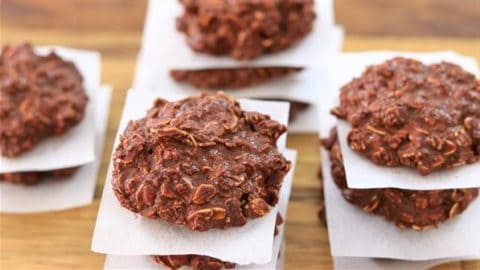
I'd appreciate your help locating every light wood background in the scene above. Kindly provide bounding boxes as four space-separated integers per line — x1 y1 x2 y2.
1 1 479 269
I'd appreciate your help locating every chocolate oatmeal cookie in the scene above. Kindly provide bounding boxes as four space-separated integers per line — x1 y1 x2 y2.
0 43 89 157
153 213 284 270
153 255 235 270
176 0 315 60
322 128 479 230
170 67 302 89
0 167 79 185
112 92 291 231
332 57 480 175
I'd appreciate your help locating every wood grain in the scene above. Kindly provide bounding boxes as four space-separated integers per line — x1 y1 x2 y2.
3 0 479 37
1 1 480 270
336 0 480 37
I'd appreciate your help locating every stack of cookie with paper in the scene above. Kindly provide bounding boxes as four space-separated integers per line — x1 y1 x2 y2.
318 51 480 269
133 0 344 133
0 43 111 213
92 91 297 270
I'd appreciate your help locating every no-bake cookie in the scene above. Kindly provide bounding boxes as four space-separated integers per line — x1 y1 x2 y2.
322 128 479 230
332 57 480 175
112 92 291 231
170 67 302 89
0 167 79 185
153 255 235 270
176 0 315 60
0 43 88 157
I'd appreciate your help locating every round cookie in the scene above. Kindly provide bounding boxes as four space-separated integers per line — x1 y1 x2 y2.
0 167 79 185
112 92 291 231
176 0 315 60
170 67 302 89
332 57 480 175
323 128 479 231
0 43 88 157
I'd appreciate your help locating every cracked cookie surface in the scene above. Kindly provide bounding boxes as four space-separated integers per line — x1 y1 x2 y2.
0 43 88 157
332 57 480 175
112 92 291 231
176 0 315 60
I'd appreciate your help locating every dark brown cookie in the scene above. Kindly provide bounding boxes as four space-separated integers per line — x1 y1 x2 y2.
332 57 480 175
170 67 302 89
153 255 235 270
0 167 79 185
176 0 315 60
112 92 291 231
322 128 479 231
153 213 284 270
0 43 89 157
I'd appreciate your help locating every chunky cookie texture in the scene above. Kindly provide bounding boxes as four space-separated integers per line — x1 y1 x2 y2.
322 128 479 231
332 57 480 175
0 167 79 185
176 0 315 60
170 67 302 89
112 92 291 231
153 255 235 270
152 213 283 270
0 43 88 157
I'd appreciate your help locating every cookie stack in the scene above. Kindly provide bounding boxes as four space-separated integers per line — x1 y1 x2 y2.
0 43 89 184
319 52 480 269
0 43 111 213
133 0 344 133
92 91 297 270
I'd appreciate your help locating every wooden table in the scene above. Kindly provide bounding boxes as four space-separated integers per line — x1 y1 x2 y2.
1 1 479 269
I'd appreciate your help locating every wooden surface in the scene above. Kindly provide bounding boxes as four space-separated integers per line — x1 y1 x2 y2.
335 0 480 37
1 1 480 270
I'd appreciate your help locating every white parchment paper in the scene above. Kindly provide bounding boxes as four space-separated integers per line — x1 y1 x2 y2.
133 66 326 133
321 148 480 260
0 85 112 213
242 150 295 269
104 242 286 270
320 51 480 190
92 90 293 265
333 256 480 270
0 46 101 173
137 0 344 69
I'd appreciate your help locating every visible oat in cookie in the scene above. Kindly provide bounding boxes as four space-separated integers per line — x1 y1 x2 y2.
332 57 480 175
153 213 284 270
322 128 479 230
176 0 315 60
112 92 291 231
0 43 88 157
153 255 235 270
0 167 79 185
170 67 302 89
